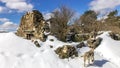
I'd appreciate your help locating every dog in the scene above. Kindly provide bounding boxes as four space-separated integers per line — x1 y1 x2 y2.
81 48 94 67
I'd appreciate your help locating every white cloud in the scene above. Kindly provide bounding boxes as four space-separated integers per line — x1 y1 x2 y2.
1 21 17 28
0 0 33 12
0 6 7 13
43 12 53 20
0 6 3 12
0 22 18 31
0 18 18 31
90 0 120 14
0 18 9 23
0 0 25 2
6 2 33 12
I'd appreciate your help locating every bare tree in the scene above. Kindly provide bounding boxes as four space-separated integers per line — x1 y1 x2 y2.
50 5 75 41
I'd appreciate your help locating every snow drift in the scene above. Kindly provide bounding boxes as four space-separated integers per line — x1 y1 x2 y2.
0 32 119 68
95 32 120 67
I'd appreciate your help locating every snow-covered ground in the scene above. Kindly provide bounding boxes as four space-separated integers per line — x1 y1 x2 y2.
0 32 119 68
95 32 120 68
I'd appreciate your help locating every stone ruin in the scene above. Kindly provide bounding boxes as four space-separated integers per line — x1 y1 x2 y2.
16 10 50 41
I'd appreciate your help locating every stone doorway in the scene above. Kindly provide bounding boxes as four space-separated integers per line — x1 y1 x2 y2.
24 30 34 40
26 33 34 39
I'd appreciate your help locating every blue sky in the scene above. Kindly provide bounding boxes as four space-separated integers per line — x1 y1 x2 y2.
0 0 120 31
31 0 91 13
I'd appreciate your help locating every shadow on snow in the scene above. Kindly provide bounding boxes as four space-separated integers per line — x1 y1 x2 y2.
87 59 108 67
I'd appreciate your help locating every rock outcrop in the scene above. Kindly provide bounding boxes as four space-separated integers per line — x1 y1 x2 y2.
87 37 103 49
55 45 78 59
109 32 120 40
74 33 89 42
16 10 47 40
76 42 86 48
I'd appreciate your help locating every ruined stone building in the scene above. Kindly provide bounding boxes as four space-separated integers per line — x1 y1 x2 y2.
16 10 49 40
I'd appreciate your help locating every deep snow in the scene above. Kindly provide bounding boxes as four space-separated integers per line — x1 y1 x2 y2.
0 32 119 68
95 32 120 67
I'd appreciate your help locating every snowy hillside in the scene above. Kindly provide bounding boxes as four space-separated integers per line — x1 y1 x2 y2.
0 32 119 68
95 32 120 67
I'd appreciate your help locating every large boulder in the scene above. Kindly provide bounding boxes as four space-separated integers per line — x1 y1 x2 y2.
55 45 78 59
16 10 45 41
93 37 102 48
109 32 120 40
76 42 86 48
34 41 41 47
74 33 89 42
87 37 103 49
